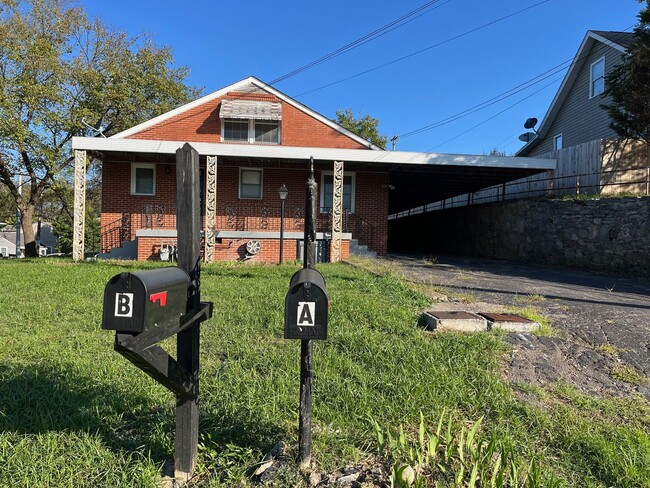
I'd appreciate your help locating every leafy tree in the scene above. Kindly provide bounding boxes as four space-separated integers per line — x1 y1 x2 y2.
0 0 200 256
334 108 388 149
602 1 650 145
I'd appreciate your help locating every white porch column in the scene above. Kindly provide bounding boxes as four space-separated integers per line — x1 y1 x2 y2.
331 160 344 262
204 155 218 263
72 149 87 261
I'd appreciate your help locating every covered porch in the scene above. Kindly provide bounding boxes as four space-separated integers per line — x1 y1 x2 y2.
71 137 555 262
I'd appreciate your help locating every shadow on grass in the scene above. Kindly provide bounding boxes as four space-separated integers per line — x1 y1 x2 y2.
0 363 286 468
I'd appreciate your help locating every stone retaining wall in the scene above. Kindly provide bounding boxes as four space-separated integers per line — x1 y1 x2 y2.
388 197 650 277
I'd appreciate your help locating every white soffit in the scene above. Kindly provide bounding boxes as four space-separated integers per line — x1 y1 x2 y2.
72 136 556 170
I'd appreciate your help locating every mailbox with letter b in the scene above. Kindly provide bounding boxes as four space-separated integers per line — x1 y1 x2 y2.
102 267 190 334
284 268 328 340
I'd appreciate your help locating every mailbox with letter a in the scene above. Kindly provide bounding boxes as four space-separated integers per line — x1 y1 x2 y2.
102 267 190 334
284 268 328 340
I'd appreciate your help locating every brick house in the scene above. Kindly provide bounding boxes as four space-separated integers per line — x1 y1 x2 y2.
71 76 554 262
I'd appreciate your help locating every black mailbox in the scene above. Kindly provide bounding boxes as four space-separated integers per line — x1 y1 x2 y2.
102 267 190 334
284 268 328 340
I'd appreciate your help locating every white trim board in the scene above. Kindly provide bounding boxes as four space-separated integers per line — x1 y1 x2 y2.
72 136 555 170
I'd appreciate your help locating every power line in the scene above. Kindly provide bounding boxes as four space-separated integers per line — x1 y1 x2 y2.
426 76 564 152
398 28 635 141
296 0 552 97
269 0 450 85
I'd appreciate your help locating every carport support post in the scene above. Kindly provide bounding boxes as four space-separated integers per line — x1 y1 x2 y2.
175 143 202 482
72 150 87 261
299 156 317 469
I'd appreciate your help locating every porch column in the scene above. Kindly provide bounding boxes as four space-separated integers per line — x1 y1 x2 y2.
72 149 87 261
204 155 218 263
331 160 344 262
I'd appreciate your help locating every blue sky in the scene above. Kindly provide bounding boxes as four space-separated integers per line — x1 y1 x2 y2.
85 0 642 155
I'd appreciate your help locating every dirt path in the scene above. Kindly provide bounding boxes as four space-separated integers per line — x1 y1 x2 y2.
387 254 650 400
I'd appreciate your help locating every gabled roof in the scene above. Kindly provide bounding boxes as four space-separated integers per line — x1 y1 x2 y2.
517 30 632 156
111 76 382 150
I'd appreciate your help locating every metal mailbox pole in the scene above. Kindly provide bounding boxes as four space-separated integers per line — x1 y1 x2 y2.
299 157 317 468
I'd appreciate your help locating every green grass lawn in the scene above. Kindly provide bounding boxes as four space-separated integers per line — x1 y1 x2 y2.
0 259 649 487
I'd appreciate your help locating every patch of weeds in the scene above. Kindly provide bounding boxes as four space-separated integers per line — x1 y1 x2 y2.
420 255 438 267
514 293 546 303
506 305 553 336
595 343 628 356
373 411 561 488
512 382 550 401
449 291 478 304
611 364 649 385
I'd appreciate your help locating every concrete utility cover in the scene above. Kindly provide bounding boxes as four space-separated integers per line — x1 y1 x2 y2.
421 311 487 332
479 313 540 332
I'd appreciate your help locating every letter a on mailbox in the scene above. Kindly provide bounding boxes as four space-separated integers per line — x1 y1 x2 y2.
297 302 315 326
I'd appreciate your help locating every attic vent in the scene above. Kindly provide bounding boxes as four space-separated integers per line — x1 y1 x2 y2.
220 100 282 120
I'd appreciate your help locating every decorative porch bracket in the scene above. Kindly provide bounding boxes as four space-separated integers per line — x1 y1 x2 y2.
72 149 87 261
331 160 344 262
205 155 218 263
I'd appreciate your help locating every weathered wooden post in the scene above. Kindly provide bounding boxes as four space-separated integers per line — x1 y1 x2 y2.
100 142 212 486
175 142 202 481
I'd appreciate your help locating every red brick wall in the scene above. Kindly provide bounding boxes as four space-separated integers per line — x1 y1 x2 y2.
101 161 178 250
102 160 387 260
136 237 350 262
127 91 367 149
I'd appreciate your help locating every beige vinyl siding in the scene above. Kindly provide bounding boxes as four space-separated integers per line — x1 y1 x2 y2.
527 42 624 157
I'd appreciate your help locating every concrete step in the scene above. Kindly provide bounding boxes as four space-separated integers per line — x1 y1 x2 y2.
97 239 137 260
349 239 377 258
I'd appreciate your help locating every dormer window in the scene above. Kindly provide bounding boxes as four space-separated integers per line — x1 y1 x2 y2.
220 99 281 144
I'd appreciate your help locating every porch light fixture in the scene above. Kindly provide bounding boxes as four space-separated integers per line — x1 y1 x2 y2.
279 184 288 264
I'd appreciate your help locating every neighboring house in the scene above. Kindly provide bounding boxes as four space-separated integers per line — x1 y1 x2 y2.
517 30 649 194
71 76 554 263
0 223 57 257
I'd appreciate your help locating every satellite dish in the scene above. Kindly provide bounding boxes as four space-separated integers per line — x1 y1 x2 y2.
524 117 538 130
518 132 536 143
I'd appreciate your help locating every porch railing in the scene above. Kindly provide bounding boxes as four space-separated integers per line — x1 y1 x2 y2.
100 203 376 253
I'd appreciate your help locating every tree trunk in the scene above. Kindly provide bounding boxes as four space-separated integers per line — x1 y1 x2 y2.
21 204 37 257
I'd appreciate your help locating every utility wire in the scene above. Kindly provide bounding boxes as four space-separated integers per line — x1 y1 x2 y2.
270 0 450 85
398 28 635 140
426 76 564 152
297 0 552 97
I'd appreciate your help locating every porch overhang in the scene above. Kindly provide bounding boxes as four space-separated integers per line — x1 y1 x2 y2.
72 137 555 214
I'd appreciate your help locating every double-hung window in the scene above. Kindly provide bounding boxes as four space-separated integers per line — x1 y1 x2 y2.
320 171 355 213
239 168 263 199
131 163 156 196
221 99 282 144
590 57 605 98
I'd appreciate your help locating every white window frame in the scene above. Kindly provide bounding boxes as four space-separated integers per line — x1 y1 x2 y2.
590 57 605 98
239 167 263 200
320 171 356 213
222 119 281 144
553 133 563 150
130 163 156 196
0 246 7 257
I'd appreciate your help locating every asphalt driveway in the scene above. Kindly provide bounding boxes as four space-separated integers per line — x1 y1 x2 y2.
387 254 650 399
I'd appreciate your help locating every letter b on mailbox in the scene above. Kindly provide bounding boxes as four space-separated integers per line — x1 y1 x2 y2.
284 268 328 340
102 267 190 334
